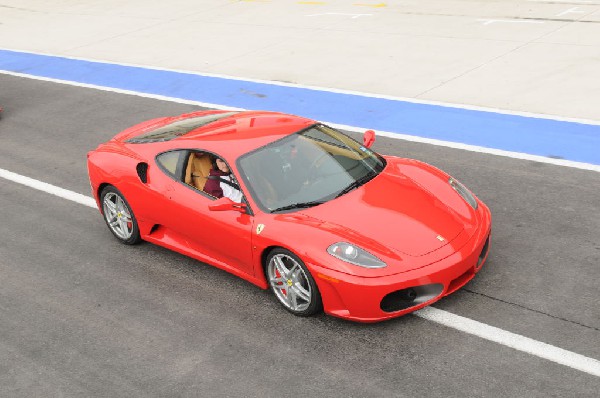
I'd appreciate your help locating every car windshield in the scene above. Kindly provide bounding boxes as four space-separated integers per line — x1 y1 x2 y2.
237 124 386 212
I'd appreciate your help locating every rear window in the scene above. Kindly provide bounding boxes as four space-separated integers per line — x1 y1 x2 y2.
126 112 238 143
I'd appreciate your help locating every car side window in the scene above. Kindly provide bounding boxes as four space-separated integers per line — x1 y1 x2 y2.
156 150 181 176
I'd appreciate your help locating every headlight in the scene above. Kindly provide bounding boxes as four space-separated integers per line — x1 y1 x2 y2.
327 242 387 268
449 177 478 209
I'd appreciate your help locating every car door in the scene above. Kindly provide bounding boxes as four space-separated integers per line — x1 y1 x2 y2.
155 149 255 276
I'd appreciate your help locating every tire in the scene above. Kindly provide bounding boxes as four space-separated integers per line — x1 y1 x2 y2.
100 185 142 245
266 248 322 316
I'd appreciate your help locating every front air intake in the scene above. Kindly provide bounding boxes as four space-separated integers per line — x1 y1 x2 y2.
380 284 443 313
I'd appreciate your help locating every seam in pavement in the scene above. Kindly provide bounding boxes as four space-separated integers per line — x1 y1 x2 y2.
464 288 600 332
415 11 586 99
414 39 531 98
530 4 600 41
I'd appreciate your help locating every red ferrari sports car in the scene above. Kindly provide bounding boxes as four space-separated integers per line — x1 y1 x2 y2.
87 110 491 322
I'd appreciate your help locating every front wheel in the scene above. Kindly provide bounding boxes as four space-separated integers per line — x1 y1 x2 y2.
100 186 141 245
266 248 322 316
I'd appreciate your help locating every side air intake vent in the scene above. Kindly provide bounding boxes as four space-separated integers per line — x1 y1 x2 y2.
136 162 148 183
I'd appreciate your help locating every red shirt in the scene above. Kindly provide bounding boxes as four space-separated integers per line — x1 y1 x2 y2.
204 169 229 198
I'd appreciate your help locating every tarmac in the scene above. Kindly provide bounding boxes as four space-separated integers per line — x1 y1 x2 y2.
1 1 599 397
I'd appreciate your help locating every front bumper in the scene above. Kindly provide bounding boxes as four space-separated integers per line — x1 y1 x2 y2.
311 204 492 322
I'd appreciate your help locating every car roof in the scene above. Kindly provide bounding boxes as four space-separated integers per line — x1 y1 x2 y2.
126 110 316 160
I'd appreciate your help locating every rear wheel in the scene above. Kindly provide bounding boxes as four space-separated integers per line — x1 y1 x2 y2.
100 186 141 245
266 248 322 316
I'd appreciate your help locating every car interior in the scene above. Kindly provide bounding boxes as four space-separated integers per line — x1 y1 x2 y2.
185 151 213 191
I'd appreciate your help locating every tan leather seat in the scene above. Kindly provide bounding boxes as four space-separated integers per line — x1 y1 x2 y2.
185 153 213 191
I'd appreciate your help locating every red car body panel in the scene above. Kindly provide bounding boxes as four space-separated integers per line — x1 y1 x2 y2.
87 110 492 322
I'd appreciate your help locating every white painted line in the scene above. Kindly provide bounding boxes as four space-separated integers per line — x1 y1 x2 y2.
3 47 600 127
0 168 97 209
329 123 600 173
0 70 244 112
416 307 600 378
528 0 600 4
3 69 599 174
478 18 545 25
306 12 372 18
2 168 600 378
556 6 586 16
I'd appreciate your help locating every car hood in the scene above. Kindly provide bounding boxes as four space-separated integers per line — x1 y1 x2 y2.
303 171 467 258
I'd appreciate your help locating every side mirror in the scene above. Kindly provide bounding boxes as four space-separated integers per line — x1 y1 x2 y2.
208 197 247 213
363 130 376 148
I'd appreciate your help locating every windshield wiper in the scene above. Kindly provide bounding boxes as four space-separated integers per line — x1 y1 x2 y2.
335 171 377 198
270 200 325 213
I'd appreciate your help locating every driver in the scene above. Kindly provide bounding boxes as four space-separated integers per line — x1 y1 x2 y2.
204 157 243 203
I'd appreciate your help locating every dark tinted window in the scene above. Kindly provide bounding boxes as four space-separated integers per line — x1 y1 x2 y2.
126 112 238 143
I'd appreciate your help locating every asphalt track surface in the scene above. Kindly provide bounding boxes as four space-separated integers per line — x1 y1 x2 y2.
1 74 600 397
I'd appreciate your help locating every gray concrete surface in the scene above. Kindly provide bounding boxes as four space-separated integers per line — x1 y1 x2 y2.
1 73 599 397
1 0 600 121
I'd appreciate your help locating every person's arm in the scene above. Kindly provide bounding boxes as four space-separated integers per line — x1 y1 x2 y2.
221 177 243 203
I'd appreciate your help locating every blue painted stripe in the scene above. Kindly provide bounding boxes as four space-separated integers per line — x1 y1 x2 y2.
1 49 599 165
